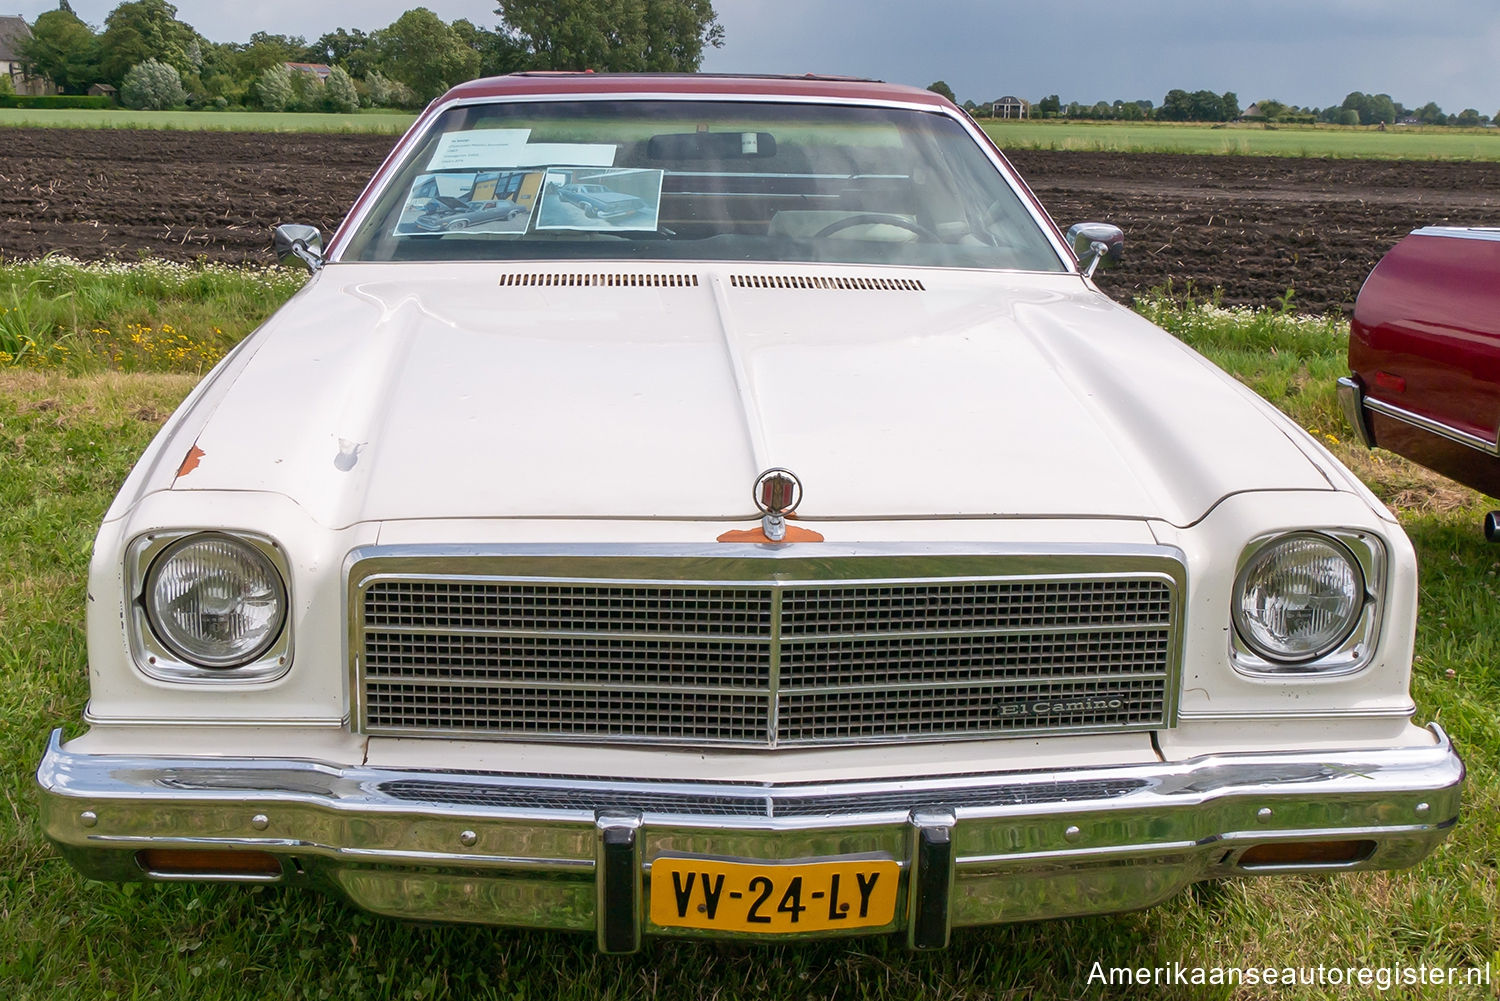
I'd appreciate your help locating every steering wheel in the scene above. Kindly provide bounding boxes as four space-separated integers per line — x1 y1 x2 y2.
812 213 942 242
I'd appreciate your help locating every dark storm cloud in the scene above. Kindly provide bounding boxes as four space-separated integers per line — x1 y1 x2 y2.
14 0 1498 113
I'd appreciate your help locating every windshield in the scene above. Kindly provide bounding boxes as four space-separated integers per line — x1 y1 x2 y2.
339 100 1066 272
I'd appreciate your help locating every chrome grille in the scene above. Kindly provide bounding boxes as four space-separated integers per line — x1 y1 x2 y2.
364 580 770 634
779 678 1168 743
779 579 1172 633
354 560 1179 747
366 684 769 742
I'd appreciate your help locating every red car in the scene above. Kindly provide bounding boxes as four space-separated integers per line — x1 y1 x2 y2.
1340 227 1500 533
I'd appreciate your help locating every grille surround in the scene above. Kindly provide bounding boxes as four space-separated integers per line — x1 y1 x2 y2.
350 546 1184 748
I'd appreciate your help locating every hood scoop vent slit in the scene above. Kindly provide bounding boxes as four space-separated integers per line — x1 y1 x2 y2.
498 272 699 288
730 274 925 292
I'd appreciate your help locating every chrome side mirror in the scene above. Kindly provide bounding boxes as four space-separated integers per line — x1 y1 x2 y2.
273 224 324 273
1066 222 1124 278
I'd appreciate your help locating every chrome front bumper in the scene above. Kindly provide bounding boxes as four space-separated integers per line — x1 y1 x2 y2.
37 726 1463 951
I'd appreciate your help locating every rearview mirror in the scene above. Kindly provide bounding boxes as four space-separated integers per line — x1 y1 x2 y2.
1065 222 1124 278
647 131 778 159
273 224 324 273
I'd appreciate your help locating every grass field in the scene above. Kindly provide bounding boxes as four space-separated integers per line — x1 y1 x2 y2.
0 257 306 373
981 119 1500 159
0 107 416 133
1 266 1497 998
4 105 1500 160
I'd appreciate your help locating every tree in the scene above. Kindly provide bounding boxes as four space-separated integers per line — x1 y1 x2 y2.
98 0 199 84
1340 91 1395 125
1187 89 1224 121
1454 108 1481 128
288 66 324 110
1416 101 1445 125
193 39 245 104
254 62 294 111
234 32 313 77
495 0 723 72
1256 98 1287 121
1338 108 1360 126
120 57 185 109
0 73 12 98
1220 91 1240 120
364 69 394 107
313 27 381 78
1158 89 1192 121
1035 93 1061 117
378 8 479 101
926 80 955 104
363 69 418 109
17 8 100 94
450 18 529 77
323 65 359 113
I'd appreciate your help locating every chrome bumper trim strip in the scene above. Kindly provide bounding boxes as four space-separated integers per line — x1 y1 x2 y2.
37 726 1463 945
1361 390 1499 456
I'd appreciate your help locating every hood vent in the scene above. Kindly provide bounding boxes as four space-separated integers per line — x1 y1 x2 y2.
730 274 925 292
498 272 699 288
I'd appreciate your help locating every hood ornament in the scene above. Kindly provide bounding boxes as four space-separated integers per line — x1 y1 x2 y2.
752 468 802 542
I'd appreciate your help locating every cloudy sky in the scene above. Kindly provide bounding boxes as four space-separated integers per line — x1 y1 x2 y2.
12 0 1500 114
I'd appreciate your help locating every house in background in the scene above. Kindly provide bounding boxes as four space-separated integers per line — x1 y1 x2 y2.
284 62 333 81
0 14 55 95
992 96 1029 119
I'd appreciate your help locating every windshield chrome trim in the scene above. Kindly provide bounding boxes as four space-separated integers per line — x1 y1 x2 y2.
325 91 1075 272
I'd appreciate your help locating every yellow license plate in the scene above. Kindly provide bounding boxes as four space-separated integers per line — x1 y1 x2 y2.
649 856 900 933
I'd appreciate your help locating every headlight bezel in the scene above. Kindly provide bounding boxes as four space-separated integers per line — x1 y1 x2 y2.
1230 529 1385 677
128 530 293 684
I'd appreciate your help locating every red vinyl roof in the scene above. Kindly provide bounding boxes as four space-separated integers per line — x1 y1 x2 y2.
441 73 950 108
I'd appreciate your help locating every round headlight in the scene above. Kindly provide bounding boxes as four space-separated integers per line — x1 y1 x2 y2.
1233 533 1365 663
145 534 287 668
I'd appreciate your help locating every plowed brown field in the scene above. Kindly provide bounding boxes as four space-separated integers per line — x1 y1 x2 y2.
3 128 1499 312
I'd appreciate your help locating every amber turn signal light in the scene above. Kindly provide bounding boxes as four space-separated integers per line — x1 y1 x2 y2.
136 848 283 879
1238 839 1375 869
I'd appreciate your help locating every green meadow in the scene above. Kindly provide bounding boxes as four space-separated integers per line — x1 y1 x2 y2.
980 119 1500 159
4 106 1500 161
0 107 416 133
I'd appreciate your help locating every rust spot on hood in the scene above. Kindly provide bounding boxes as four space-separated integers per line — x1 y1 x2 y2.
716 525 825 544
175 445 206 479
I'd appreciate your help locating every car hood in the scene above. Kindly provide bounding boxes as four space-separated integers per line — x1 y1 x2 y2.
163 263 1331 528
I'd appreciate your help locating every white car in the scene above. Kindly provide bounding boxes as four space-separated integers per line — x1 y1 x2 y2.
37 73 1462 952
